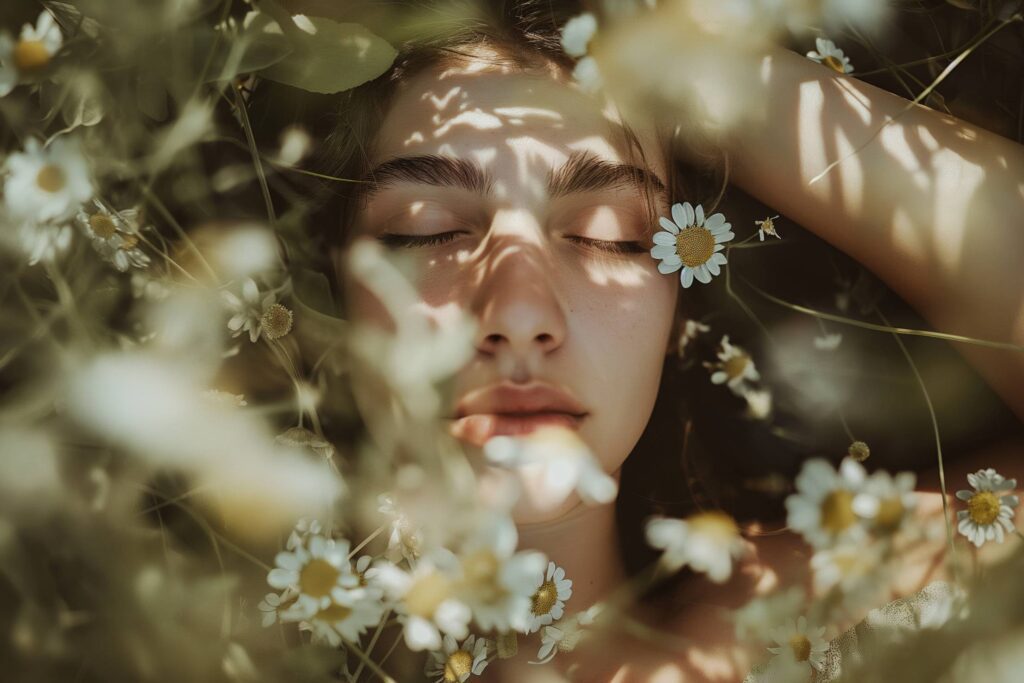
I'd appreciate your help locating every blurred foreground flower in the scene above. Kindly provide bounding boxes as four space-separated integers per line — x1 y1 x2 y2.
786 457 867 549
765 616 829 678
645 511 747 582
956 468 1019 547
0 10 62 96
484 426 618 506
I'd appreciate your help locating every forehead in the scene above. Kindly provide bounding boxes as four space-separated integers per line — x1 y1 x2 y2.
372 56 663 197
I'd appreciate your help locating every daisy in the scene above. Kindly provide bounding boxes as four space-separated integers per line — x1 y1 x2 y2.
261 302 293 340
706 335 760 395
0 10 63 96
532 604 602 665
765 616 829 676
813 332 843 351
650 202 733 288
645 511 747 583
526 561 573 634
956 468 1019 547
221 278 278 343
852 468 917 536
483 426 618 506
76 200 151 272
425 634 490 683
785 457 868 549
560 13 597 58
9 218 73 266
371 554 472 651
741 386 773 421
454 514 548 634
806 37 854 74
303 586 388 646
285 517 323 551
809 542 890 616
267 534 361 620
755 215 781 241
3 136 92 223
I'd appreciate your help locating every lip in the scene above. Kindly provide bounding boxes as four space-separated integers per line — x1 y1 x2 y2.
449 382 588 448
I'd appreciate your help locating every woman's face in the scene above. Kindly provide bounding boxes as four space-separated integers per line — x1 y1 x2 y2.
344 54 678 523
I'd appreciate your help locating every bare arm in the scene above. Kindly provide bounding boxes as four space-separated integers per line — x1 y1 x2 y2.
724 46 1024 421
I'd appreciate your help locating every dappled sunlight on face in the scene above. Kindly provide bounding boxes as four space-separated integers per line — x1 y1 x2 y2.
344 53 676 522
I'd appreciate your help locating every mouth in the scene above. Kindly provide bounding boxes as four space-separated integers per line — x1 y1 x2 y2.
448 411 587 449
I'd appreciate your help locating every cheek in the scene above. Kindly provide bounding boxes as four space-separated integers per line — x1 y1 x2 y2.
569 264 678 472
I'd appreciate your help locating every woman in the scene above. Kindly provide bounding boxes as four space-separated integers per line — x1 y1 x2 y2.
300 1 1024 680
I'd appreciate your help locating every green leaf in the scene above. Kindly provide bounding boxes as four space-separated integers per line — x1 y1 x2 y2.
259 16 396 94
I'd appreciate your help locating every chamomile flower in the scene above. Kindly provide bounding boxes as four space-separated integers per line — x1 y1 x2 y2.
455 514 548 634
956 468 1019 547
650 202 733 288
526 561 573 634
425 634 490 683
372 553 472 651
303 586 388 646
0 10 63 97
267 534 361 620
531 604 602 665
755 215 781 241
806 37 854 74
810 542 890 615
766 616 829 676
706 335 760 395
645 511 747 583
786 457 867 549
852 468 917 536
3 136 92 224
221 278 277 343
76 200 151 272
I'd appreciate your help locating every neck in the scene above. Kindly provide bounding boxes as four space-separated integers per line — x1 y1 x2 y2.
517 498 628 614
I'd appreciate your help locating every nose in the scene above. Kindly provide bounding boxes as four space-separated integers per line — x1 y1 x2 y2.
470 225 567 360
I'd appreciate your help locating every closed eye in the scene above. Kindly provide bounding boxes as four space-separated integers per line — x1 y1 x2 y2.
377 231 468 248
566 235 647 254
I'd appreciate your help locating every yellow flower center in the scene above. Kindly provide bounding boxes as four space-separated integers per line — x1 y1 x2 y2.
13 40 52 73
789 634 811 662
315 602 352 623
36 164 66 193
723 354 751 382
405 572 451 618
532 580 558 616
968 491 1001 526
688 510 740 540
298 558 340 598
461 549 505 604
820 489 856 535
444 650 473 682
759 217 776 235
874 497 905 532
823 55 845 74
675 226 715 268
848 441 870 462
261 303 293 340
89 214 118 239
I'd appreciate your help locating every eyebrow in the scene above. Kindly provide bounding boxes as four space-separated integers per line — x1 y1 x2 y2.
360 151 666 201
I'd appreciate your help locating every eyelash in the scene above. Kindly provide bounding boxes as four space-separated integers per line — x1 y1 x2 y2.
377 231 646 254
